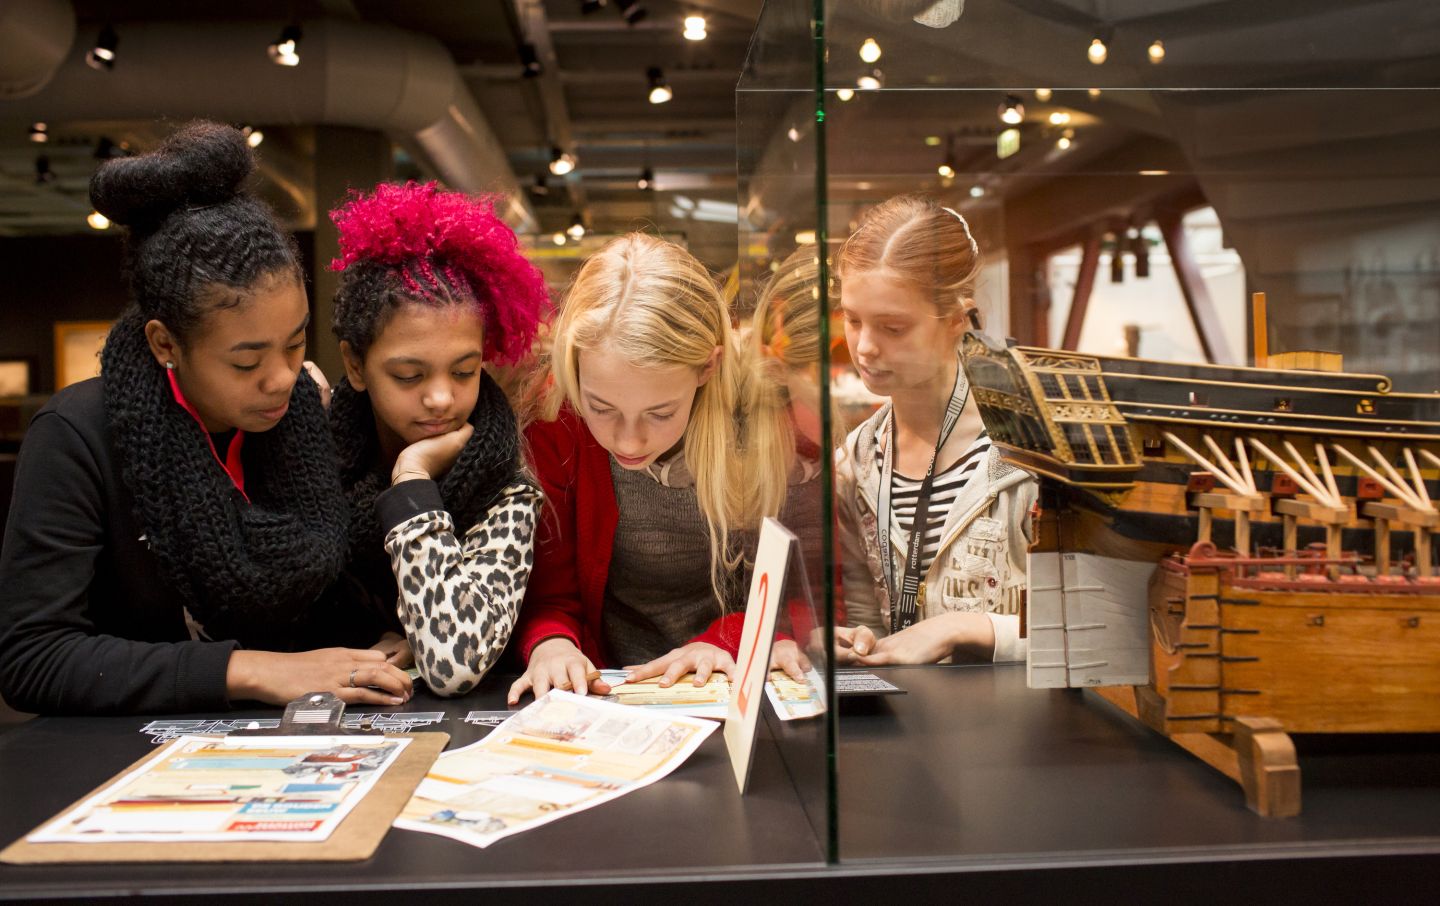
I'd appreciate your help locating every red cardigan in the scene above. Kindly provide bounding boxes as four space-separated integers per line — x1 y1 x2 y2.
516 406 747 666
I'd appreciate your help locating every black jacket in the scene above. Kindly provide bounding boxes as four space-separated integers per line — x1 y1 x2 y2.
0 378 235 714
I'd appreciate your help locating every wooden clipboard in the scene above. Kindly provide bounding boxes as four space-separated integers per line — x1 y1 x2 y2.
0 732 448 864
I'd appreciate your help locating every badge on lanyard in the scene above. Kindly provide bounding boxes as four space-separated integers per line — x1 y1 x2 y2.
877 355 969 635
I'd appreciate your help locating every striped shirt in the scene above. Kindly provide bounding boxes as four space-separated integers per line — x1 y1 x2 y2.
891 434 991 576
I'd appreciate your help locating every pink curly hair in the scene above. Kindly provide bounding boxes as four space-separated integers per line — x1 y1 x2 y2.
329 181 549 364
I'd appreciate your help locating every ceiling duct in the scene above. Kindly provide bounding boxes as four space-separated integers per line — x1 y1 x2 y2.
0 0 76 99
0 18 534 229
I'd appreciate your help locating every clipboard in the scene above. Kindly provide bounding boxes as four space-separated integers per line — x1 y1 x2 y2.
1 694 448 864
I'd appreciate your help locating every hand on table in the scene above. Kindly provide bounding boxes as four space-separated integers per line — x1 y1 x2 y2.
833 625 878 665
370 631 414 669
853 612 996 666
625 641 734 688
226 648 413 707
768 639 811 682
507 637 610 705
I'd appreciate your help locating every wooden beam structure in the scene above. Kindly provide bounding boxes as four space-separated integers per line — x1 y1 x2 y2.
1061 230 1102 350
1158 209 1233 364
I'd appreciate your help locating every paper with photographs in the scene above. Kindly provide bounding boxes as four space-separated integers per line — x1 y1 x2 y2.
27 735 409 844
395 690 715 849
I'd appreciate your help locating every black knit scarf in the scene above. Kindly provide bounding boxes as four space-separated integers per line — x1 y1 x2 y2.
329 371 520 579
101 307 350 650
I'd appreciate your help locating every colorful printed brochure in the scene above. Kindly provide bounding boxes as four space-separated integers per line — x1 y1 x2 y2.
395 690 716 849
27 735 409 844
598 670 731 719
598 669 826 722
764 667 827 720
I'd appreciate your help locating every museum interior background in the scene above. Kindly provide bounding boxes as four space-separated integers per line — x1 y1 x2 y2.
2 0 1440 867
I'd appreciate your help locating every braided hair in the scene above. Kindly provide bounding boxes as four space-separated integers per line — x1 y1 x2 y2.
93 121 349 649
327 182 548 607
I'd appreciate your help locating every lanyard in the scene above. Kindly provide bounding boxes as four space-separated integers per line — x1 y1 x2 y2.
877 357 970 634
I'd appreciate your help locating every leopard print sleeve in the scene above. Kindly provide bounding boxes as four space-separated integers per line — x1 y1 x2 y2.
383 479 541 696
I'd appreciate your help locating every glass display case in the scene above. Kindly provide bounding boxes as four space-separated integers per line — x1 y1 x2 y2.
738 0 1440 873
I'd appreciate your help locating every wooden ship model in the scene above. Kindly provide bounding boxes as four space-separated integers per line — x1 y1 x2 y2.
959 296 1440 817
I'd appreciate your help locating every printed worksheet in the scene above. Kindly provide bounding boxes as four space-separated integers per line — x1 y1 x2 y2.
395 690 715 849
764 667 827 720
598 670 731 719
28 735 409 843
597 670 826 722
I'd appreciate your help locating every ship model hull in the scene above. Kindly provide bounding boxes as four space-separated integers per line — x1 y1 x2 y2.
960 332 1440 815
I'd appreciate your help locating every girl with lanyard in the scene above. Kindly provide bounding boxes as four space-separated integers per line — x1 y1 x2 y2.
834 195 1036 665
507 234 811 704
326 182 547 697
0 122 412 714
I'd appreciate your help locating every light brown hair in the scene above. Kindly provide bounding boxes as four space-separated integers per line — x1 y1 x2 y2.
836 194 983 327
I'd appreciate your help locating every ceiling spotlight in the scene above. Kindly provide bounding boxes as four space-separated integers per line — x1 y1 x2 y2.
859 38 882 63
836 87 854 102
87 210 111 231
243 127 264 148
616 0 647 25
999 95 1025 125
1048 111 1071 126
1148 40 1165 64
857 69 884 91
1034 87 1052 102
968 184 985 198
581 1 607 14
924 135 942 146
549 147 577 175
267 24 302 66
647 67 673 104
85 24 119 71
567 214 586 239
520 43 543 77
1057 129 1074 151
1088 87 1102 98
1088 36 1108 65
683 15 707 41
637 166 654 190
35 155 55 185
787 126 801 142
553 231 567 245
938 134 956 178
28 122 48 143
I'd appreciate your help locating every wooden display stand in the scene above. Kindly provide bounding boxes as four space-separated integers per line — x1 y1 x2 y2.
1092 685 1300 818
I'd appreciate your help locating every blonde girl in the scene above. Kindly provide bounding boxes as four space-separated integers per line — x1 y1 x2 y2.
508 234 809 703
834 195 1036 665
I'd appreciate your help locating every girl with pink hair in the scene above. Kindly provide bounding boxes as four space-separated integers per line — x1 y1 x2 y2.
326 182 549 697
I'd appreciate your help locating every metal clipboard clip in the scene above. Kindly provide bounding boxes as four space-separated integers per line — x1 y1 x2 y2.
228 692 383 736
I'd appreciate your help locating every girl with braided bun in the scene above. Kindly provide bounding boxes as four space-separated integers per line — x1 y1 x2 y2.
0 121 412 715
833 194 1036 666
328 182 547 697
508 233 815 705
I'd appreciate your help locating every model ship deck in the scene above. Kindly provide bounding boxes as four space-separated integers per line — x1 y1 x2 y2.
960 328 1440 815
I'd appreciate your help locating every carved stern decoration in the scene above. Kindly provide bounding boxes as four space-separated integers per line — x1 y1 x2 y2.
961 330 1440 817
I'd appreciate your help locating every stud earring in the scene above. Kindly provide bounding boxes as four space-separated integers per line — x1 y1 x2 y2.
165 362 175 371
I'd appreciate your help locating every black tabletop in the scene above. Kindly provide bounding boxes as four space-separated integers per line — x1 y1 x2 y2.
2 665 1438 903
837 664 1440 863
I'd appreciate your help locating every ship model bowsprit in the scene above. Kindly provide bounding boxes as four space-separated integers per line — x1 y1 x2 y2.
959 296 1440 817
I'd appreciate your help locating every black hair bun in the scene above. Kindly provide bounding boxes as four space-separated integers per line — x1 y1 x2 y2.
89 121 255 230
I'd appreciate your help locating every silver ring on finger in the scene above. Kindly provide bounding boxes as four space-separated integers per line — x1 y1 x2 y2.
348 668 358 688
